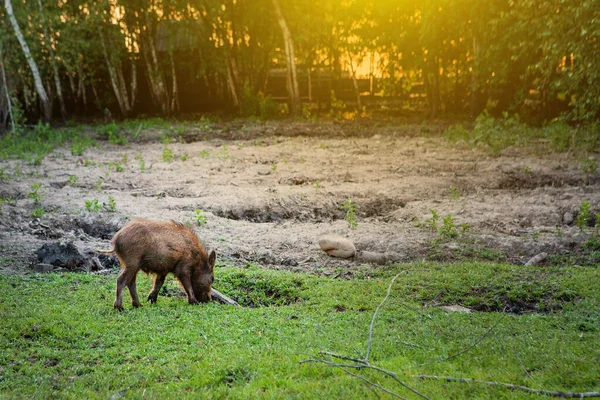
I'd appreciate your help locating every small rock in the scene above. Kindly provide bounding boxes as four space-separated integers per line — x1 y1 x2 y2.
319 235 355 259
36 241 87 270
356 251 402 265
563 212 574 225
440 305 472 313
525 252 548 266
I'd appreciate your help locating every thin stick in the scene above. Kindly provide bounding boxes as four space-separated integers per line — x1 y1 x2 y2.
413 375 600 398
303 359 431 400
366 272 404 362
339 367 407 400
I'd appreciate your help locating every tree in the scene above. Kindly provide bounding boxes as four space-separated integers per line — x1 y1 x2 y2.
4 0 52 122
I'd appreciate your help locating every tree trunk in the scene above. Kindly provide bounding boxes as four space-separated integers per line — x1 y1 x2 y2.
272 0 301 117
5 0 52 122
169 53 179 113
99 31 130 117
347 51 362 110
37 0 66 120
0 45 15 131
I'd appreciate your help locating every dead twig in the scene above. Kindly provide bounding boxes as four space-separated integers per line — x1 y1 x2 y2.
412 375 600 398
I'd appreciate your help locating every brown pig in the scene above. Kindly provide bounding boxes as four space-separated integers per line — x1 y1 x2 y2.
98 218 216 310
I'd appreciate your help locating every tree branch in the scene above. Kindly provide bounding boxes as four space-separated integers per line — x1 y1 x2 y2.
413 375 600 398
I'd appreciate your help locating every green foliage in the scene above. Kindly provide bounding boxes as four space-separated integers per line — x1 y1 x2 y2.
162 146 174 162
425 209 440 231
577 201 591 233
192 209 207 226
328 90 347 120
85 198 101 212
67 175 78 186
341 198 358 229
104 196 117 212
70 134 94 156
28 182 42 205
0 168 10 182
199 150 210 159
100 123 128 146
440 214 459 239
448 186 461 201
240 86 280 119
135 153 146 172
30 207 45 218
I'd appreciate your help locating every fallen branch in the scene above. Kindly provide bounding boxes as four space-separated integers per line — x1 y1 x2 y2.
211 288 240 307
412 375 600 398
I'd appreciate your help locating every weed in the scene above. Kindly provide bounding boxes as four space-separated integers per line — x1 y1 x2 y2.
85 198 101 212
426 209 440 231
160 133 174 144
121 154 128 164
315 180 321 190
319 143 328 150
180 155 188 162
271 163 277 172
448 186 461 201
104 196 117 212
31 207 45 218
70 135 94 156
531 231 541 242
577 201 591 232
135 153 146 172
28 182 42 205
523 166 532 174
301 156 306 163
579 157 598 174
341 198 358 230
67 175 78 186
163 147 175 162
108 162 124 172
217 145 231 160
199 150 210 159
0 168 10 182
94 178 103 191
100 123 128 146
192 210 207 226
440 214 459 238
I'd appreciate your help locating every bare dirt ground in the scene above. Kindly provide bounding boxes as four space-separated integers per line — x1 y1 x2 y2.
0 119 598 276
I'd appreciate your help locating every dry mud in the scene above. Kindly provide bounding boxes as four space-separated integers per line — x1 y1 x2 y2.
0 120 598 276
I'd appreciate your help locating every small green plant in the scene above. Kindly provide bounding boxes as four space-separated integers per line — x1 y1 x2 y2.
105 195 117 212
426 209 440 231
160 133 174 144
199 150 210 159
163 146 175 162
523 166 532 174
440 214 459 238
31 207 45 218
180 155 188 162
579 157 598 174
531 231 541 242
315 180 321 190
135 153 146 172
67 175 78 186
271 163 277 172
94 178 104 191
108 161 124 172
0 168 10 182
341 198 358 230
192 209 207 226
577 201 591 232
217 145 231 160
448 186 461 201
121 154 129 164
28 182 42 205
70 135 94 156
85 198 101 212
101 123 128 145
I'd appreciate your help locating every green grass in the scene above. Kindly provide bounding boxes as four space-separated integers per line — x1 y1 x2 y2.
0 262 598 399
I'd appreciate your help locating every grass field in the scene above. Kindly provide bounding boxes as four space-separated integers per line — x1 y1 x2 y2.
1 262 598 399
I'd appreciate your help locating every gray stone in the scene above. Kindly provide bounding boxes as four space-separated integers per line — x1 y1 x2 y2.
319 235 356 259
440 305 472 313
31 263 56 273
563 212 574 225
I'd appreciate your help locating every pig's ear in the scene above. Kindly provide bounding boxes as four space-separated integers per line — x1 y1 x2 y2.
208 250 216 272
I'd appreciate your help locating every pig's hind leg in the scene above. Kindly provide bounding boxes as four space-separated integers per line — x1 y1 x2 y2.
147 273 167 304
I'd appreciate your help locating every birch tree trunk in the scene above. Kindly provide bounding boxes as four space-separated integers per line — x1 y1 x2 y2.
271 0 301 117
5 0 52 122
37 0 66 120
0 45 15 131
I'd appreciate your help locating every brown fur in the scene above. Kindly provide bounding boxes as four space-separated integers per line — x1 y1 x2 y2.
102 218 216 310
